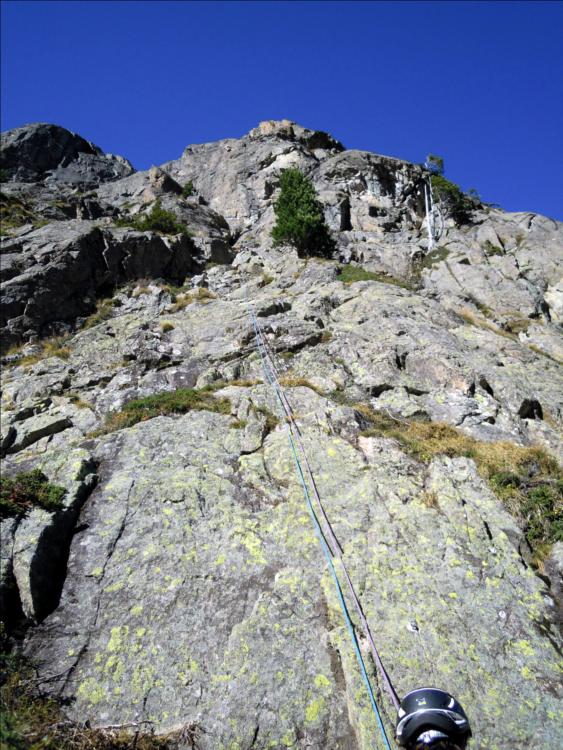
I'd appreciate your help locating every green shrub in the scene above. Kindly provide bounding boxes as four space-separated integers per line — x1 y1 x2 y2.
0 194 38 236
95 387 231 434
271 168 335 257
181 180 195 198
115 200 189 235
430 173 474 225
0 469 66 520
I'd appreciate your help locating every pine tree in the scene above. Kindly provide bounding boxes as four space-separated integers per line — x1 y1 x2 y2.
271 168 335 257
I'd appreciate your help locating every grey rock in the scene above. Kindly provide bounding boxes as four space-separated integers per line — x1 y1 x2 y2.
2 448 97 622
5 411 72 455
1 123 134 184
0 120 562 749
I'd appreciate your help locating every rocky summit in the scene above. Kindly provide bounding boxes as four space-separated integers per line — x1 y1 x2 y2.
0 120 562 749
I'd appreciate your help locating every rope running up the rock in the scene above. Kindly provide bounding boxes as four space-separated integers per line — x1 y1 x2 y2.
247 297 396 749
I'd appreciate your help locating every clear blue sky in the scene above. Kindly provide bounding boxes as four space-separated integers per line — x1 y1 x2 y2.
2 1 562 219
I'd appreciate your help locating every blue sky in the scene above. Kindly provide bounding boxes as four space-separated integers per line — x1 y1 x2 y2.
2 1 562 219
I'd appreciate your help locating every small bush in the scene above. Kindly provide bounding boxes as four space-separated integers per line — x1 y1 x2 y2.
253 405 280 433
271 168 335 257
421 246 449 270
95 387 231 434
337 265 412 288
483 240 504 257
181 180 195 198
115 200 189 236
0 193 38 236
430 173 474 225
0 469 66 520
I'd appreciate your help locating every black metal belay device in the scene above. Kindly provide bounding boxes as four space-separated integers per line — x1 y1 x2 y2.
396 687 471 749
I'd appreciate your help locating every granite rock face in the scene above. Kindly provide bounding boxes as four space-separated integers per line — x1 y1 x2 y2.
1 123 134 184
1 120 562 749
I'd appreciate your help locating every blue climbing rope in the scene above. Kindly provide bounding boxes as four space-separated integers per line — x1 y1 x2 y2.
247 298 393 749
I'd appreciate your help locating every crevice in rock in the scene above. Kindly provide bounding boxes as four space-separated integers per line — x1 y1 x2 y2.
29 462 99 623
395 351 407 370
340 197 352 231
247 724 260 749
518 399 543 421
369 384 394 398
404 386 428 396
479 376 495 397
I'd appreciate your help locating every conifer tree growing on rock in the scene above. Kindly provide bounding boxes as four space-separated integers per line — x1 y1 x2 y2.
271 168 335 257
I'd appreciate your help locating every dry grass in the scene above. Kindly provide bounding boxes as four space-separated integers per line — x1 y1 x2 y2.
132 285 151 298
420 491 439 508
169 287 217 312
279 376 325 395
160 321 175 333
355 404 562 557
82 298 118 329
68 393 91 410
456 307 516 340
0 640 186 749
3 335 71 368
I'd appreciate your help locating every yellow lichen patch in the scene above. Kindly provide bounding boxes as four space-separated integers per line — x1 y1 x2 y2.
107 625 129 652
77 677 106 705
104 580 124 593
314 673 332 690
130 604 143 616
513 639 535 657
305 696 326 724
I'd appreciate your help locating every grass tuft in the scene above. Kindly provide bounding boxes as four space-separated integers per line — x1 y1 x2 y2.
356 405 562 556
3 335 71 367
0 469 66 520
83 297 119 329
93 387 231 435
169 287 217 312
337 265 412 288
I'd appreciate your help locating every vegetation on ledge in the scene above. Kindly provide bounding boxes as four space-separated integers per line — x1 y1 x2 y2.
0 632 183 750
115 200 190 236
0 469 66 520
271 168 335 257
337 264 412 288
353 404 562 558
93 387 232 435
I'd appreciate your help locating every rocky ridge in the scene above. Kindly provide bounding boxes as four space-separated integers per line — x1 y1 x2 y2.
1 120 562 749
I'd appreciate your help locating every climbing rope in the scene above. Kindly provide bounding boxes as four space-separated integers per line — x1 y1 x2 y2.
246 295 398 748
